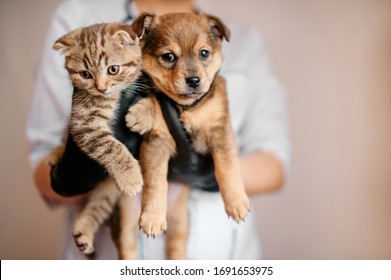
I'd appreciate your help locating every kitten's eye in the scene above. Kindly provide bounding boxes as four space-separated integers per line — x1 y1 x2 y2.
161 53 176 63
80 71 92 79
108 65 120 75
199 49 210 60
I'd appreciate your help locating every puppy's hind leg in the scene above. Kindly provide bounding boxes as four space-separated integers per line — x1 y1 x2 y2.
166 185 190 260
111 194 140 260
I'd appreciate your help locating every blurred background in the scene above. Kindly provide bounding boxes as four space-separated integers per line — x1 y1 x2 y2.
1 0 390 259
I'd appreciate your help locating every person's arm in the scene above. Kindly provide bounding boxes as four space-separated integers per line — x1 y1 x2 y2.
240 151 284 196
27 2 92 206
28 1 133 206
34 152 87 205
224 25 290 197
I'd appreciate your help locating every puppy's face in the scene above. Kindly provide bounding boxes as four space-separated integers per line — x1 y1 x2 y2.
139 13 230 106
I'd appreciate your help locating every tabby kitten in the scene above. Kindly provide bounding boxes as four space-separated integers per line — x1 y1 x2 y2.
53 22 144 196
53 21 149 258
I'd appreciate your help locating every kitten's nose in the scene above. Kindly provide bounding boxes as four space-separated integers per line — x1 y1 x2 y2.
185 76 200 88
96 78 107 94
97 87 107 93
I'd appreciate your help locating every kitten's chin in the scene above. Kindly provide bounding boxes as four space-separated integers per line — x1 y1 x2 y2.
92 90 118 99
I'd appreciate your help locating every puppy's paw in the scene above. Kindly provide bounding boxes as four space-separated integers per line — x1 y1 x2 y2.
126 98 154 135
72 230 95 255
138 210 167 238
224 193 250 223
115 160 143 196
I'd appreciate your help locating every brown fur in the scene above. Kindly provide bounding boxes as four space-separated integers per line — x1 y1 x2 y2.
50 16 191 260
111 192 140 259
52 21 150 259
53 22 144 195
127 13 250 258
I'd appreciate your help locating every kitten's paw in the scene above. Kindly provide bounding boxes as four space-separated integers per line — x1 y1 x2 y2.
72 231 95 255
126 99 154 135
138 210 167 238
224 192 250 223
116 163 143 196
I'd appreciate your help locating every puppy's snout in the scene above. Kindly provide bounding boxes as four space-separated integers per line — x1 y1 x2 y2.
185 76 200 88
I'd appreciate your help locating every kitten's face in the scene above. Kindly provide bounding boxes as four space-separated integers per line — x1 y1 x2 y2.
54 23 142 98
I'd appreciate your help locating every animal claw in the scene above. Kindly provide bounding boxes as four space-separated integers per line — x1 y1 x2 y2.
72 232 82 238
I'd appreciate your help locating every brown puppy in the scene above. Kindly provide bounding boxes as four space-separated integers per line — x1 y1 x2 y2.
127 12 250 258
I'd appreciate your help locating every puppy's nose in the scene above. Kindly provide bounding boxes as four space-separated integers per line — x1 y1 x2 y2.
185 76 200 88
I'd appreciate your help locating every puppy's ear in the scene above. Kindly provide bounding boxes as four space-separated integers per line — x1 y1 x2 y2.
130 12 155 41
205 14 231 42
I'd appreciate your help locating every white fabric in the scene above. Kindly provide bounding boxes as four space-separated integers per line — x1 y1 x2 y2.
26 0 290 259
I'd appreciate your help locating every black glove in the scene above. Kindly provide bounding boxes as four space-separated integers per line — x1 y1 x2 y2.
51 83 145 197
157 93 219 192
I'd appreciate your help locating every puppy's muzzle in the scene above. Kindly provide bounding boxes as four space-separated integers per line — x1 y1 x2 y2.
185 76 201 88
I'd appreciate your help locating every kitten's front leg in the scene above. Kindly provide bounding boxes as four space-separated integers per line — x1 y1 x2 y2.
71 126 143 196
126 96 155 135
103 140 143 196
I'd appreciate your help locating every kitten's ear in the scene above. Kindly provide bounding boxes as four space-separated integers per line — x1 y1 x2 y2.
53 31 77 53
204 14 231 42
130 12 155 40
113 29 136 47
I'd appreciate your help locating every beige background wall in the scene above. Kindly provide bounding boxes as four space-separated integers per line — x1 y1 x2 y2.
1 0 390 259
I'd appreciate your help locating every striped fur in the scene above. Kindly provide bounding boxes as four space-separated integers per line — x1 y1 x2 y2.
54 22 144 196
72 178 121 255
53 23 144 258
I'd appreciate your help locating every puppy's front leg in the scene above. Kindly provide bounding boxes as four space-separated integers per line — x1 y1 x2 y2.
138 138 171 237
138 103 176 237
126 96 155 135
211 123 250 222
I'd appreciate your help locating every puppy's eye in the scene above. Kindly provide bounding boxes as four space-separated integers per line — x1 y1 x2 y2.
108 65 120 75
161 53 176 63
80 71 92 79
199 49 210 60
